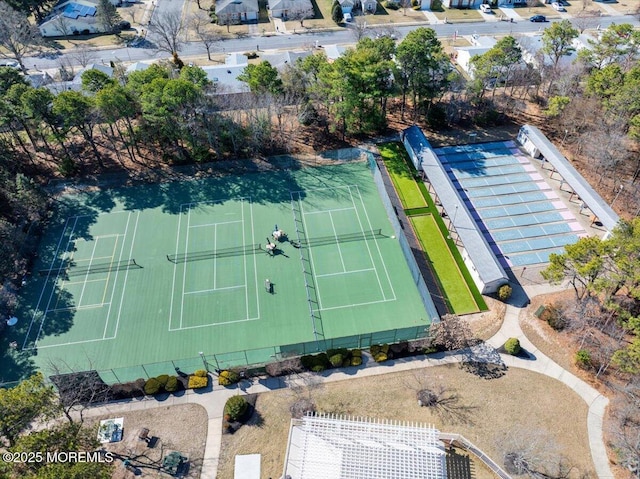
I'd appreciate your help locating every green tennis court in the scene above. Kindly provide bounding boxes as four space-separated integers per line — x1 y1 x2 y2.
10 162 432 383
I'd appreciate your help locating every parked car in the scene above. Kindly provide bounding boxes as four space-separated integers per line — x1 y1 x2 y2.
529 14 546 21
343 12 353 22
551 1 565 10
0 59 20 69
480 3 492 13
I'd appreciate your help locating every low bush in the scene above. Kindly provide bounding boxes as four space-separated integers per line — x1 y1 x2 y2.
218 370 241 386
311 364 326 372
301 353 331 372
575 349 592 369
540 304 566 331
351 356 362 366
385 1 400 8
504 338 521 355
188 374 209 389
224 395 248 422
498 284 512 301
144 378 161 395
329 353 344 368
351 349 362 357
165 376 179 392
374 352 388 363
156 374 170 387
193 369 208 377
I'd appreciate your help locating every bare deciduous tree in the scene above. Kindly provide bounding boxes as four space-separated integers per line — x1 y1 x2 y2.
147 10 184 57
286 371 323 418
496 428 570 478
350 15 369 41
288 6 314 27
0 2 42 72
70 43 97 68
191 12 222 61
428 313 476 351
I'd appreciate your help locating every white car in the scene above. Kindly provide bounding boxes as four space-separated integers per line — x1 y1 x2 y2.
551 2 565 11
0 59 20 69
480 3 492 12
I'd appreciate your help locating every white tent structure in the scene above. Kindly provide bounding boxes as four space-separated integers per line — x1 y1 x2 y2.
283 414 447 479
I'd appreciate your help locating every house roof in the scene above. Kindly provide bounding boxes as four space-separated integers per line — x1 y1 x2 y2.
268 0 313 11
125 61 152 73
261 50 312 69
403 126 508 288
324 44 348 61
201 60 250 94
73 63 114 83
283 414 446 479
518 125 620 232
338 0 355 6
62 2 96 19
216 0 259 15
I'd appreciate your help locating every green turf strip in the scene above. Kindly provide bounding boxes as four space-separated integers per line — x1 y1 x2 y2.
410 214 479 315
379 143 427 210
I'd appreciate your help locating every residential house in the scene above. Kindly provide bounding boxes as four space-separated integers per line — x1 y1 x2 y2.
215 0 259 25
39 0 105 37
518 32 595 71
201 53 251 94
268 0 313 20
324 44 348 61
261 50 312 70
338 0 356 14
361 0 377 12
25 72 54 88
454 35 497 78
442 0 478 8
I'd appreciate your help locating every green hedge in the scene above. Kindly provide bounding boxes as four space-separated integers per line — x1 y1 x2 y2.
224 395 248 422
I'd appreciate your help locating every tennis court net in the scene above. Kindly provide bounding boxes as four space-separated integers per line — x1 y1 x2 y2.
39 259 140 277
300 229 383 247
167 244 262 264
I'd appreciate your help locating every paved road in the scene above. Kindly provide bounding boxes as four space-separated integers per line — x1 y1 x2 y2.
28 13 639 71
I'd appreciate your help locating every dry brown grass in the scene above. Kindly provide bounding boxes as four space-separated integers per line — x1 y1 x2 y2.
85 403 208 479
217 364 594 479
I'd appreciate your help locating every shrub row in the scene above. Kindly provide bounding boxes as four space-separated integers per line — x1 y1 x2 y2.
188 369 209 389
144 374 182 395
218 370 240 386
301 348 362 372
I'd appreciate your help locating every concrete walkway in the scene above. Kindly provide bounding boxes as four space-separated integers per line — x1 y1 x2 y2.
79 282 614 479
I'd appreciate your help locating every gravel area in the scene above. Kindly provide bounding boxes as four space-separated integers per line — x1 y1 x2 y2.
85 403 208 479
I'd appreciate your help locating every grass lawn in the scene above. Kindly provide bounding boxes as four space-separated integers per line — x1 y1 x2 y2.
410 214 479 314
217 364 594 479
379 143 427 210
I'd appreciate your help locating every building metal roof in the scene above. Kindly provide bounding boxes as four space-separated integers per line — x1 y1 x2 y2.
284 414 446 479
403 126 507 288
519 124 620 232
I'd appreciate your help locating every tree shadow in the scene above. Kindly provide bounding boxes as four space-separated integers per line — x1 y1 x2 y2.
460 343 507 379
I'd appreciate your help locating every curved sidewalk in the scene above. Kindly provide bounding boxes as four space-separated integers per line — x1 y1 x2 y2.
79 283 613 479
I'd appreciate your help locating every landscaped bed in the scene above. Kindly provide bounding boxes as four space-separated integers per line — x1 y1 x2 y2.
379 142 427 209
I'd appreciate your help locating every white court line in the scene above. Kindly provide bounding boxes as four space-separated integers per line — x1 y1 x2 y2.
328 211 346 272
249 198 259 321
213 224 218 290
168 206 184 331
190 219 242 229
103 212 132 339
22 218 71 350
298 197 324 310
110 211 139 340
242 198 249 319
184 285 245 295
318 298 395 312
178 197 250 208
31 336 117 349
180 207 193 330
64 278 108 286
350 185 396 301
47 303 111 313
171 316 259 331
315 268 375 278
76 238 100 307
304 206 356 215
33 217 80 348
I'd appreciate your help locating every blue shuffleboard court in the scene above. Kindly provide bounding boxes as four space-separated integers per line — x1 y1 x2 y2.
433 141 586 267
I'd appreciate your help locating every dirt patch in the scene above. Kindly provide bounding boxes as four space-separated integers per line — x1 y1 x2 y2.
465 295 505 341
85 403 208 478
217 364 594 479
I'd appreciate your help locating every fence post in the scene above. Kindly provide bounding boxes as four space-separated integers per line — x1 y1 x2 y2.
141 364 150 379
111 369 122 384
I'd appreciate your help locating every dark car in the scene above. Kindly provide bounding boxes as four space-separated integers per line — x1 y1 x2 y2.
529 14 546 21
